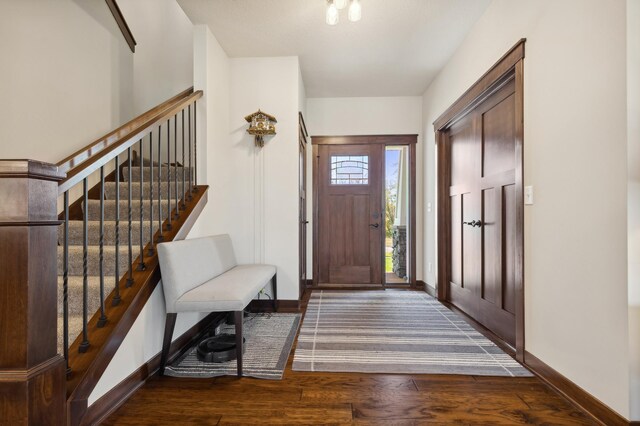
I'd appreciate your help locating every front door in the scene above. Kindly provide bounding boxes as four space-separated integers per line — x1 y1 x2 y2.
317 144 384 286
447 79 518 346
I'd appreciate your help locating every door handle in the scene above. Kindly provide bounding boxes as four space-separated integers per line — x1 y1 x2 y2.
369 223 379 228
302 220 309 224
463 220 483 228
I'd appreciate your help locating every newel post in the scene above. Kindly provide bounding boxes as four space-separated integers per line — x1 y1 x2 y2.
0 160 66 424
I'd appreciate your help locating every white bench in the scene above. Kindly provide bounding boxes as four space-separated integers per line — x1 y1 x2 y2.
156 234 277 376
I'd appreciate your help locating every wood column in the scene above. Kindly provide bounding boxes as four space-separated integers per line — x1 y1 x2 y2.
0 160 66 425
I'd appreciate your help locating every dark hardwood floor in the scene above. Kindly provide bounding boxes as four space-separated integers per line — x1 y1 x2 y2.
103 290 597 425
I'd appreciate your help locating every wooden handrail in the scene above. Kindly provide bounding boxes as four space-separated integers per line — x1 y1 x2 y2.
105 0 136 53
57 87 193 174
58 89 203 194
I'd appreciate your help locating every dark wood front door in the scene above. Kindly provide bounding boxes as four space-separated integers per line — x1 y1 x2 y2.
447 79 518 346
317 144 384 285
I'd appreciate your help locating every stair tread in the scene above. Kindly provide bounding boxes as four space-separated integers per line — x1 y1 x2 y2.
58 220 152 246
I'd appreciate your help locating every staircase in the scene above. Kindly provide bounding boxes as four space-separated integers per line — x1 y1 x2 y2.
0 87 206 426
56 164 192 355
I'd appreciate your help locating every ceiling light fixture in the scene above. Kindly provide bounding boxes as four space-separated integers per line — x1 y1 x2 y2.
348 0 362 22
326 0 361 25
326 0 339 25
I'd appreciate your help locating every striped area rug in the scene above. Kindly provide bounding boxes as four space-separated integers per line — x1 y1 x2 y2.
166 313 300 380
292 290 532 377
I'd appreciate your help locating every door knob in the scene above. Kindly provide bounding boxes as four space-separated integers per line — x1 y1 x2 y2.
369 223 380 228
463 220 483 228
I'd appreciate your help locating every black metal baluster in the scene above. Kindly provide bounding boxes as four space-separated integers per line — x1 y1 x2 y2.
63 191 70 373
148 132 154 256
167 118 173 229
97 167 107 327
174 114 179 218
157 124 163 240
113 155 121 306
78 179 90 353
181 109 185 209
193 100 198 192
137 140 146 271
187 104 192 201
127 147 134 287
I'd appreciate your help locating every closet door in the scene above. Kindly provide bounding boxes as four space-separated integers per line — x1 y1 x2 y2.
447 79 517 346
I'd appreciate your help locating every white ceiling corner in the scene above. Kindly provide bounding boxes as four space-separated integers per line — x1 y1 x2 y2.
177 0 490 97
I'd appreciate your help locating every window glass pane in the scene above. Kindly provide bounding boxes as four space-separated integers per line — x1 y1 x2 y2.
330 155 369 185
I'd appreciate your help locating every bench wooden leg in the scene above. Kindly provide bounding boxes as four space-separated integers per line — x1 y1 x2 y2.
272 274 278 312
234 310 243 377
160 313 177 376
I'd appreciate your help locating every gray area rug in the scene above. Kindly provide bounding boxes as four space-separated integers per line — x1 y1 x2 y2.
165 313 301 380
292 290 532 377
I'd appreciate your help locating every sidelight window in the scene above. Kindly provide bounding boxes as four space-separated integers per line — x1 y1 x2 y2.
330 155 369 185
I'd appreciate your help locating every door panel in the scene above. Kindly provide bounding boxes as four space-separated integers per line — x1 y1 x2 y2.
447 79 518 346
502 183 516 315
317 144 383 285
482 186 501 305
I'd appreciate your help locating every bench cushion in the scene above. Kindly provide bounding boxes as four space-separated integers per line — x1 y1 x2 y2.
157 234 238 313
174 264 277 312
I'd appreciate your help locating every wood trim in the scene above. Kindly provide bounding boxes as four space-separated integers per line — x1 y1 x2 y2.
409 143 417 287
58 90 203 194
247 299 301 313
514 59 525 362
312 144 319 287
433 39 526 130
435 130 450 302
82 312 225 426
0 159 66 182
311 134 418 145
105 0 136 53
57 88 193 174
524 351 630 426
434 41 525 360
66 187 209 424
417 280 437 298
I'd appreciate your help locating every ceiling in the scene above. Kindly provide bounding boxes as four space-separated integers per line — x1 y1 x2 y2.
177 0 490 98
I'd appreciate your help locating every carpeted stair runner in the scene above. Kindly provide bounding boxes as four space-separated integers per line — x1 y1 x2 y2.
57 165 191 354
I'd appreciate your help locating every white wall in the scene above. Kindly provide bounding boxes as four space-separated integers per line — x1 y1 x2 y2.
0 0 133 163
628 0 640 419
228 56 302 300
628 0 640 308
306 97 424 281
422 0 629 418
118 0 194 116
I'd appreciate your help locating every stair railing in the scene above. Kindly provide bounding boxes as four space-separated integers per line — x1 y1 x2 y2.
58 87 202 378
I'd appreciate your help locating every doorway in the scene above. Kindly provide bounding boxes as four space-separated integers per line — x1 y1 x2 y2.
434 40 525 359
312 135 417 288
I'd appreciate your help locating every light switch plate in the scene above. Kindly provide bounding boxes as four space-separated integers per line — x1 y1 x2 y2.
427 202 432 213
524 186 534 205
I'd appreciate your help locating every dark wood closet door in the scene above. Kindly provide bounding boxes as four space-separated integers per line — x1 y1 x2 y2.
448 79 518 346
317 144 384 285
